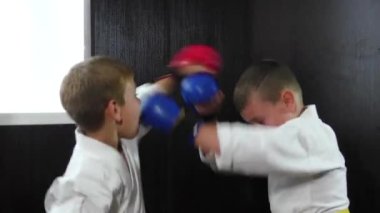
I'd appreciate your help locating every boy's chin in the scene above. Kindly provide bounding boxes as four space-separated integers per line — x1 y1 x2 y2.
119 127 139 139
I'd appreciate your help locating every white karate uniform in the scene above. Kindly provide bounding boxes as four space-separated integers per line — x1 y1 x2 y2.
45 83 162 213
201 105 350 213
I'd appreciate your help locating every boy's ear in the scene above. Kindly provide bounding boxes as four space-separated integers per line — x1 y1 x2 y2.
281 89 296 109
105 99 122 123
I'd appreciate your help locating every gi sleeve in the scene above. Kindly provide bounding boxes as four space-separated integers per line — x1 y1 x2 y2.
45 168 121 213
207 122 342 176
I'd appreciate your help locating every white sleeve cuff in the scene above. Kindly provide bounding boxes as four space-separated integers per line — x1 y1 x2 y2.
136 83 166 102
198 149 218 170
214 122 234 171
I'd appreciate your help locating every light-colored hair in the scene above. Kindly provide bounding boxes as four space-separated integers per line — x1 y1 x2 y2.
233 60 303 112
60 56 134 131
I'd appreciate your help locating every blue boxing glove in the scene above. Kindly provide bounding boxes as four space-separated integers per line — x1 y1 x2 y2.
181 73 223 119
181 73 219 106
141 93 182 133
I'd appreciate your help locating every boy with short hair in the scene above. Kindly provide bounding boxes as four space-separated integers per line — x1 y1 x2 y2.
194 61 350 213
45 56 174 213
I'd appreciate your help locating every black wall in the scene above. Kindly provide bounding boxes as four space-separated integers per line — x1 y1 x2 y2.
251 0 380 211
92 1 269 212
1 0 380 212
0 125 76 213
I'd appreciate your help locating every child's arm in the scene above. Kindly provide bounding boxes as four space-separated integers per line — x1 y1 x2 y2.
136 76 175 102
195 122 344 176
134 74 180 138
154 74 178 94
194 122 220 154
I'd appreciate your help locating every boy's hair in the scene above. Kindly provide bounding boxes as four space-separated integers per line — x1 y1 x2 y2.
60 56 134 132
233 60 303 112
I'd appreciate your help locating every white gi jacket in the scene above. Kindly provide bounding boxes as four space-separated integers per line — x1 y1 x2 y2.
201 105 349 213
45 83 162 213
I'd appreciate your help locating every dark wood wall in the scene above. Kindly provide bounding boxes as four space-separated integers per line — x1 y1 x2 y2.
1 0 379 212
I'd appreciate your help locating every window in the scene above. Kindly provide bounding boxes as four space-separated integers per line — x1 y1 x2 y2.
0 0 90 125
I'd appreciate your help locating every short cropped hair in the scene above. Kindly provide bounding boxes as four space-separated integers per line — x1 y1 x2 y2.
233 60 303 112
60 56 134 132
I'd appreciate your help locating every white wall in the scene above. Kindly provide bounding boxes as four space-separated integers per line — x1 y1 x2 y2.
0 0 87 124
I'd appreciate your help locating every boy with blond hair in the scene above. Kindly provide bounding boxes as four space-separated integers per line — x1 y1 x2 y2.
45 56 177 213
